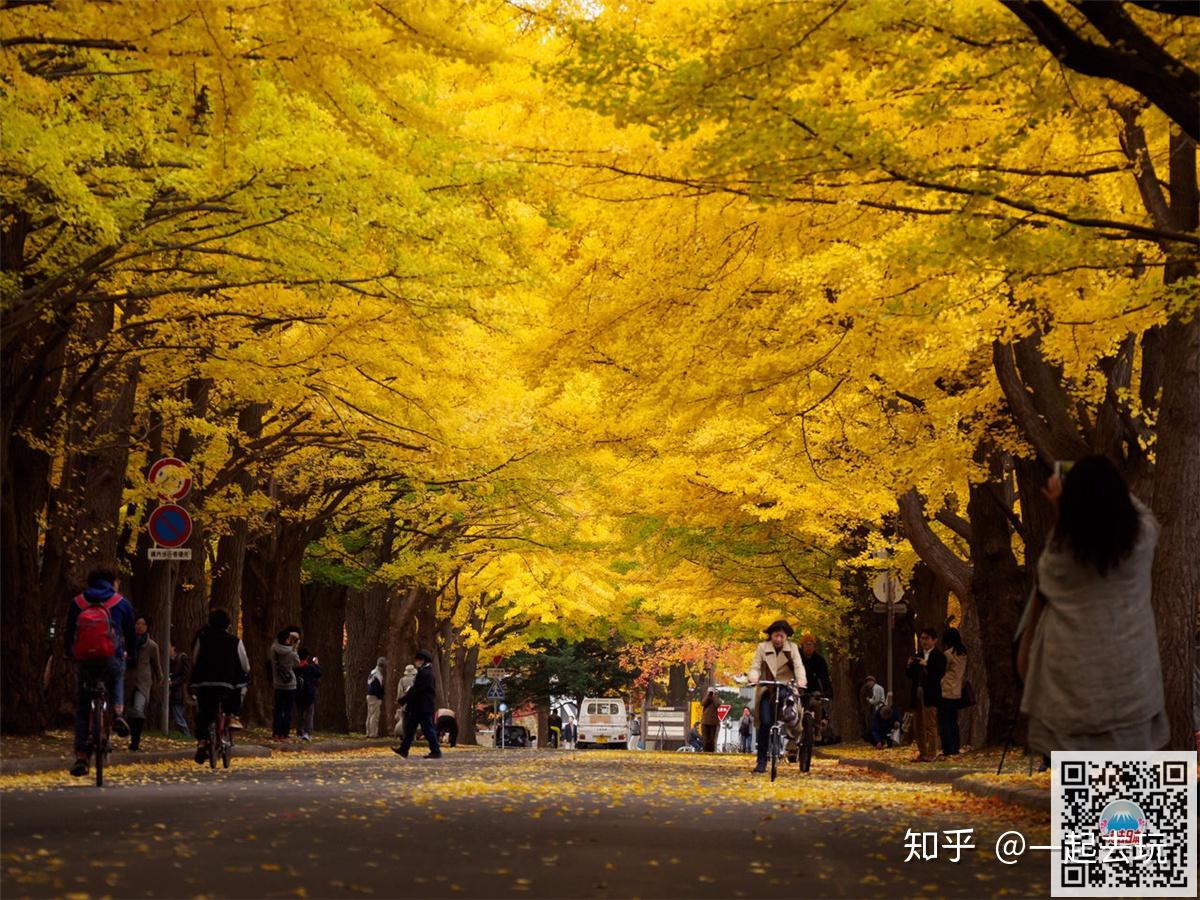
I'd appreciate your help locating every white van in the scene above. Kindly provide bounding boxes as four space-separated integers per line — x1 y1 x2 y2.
576 697 627 749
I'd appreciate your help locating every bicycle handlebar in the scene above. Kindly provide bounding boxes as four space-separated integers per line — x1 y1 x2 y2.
752 679 797 687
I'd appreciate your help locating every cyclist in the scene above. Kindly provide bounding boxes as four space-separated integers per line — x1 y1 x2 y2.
794 631 834 762
747 619 806 774
188 607 250 764
65 566 135 777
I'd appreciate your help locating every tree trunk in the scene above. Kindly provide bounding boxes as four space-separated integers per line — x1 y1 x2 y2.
967 466 1029 744
1148 130 1199 750
383 584 422 731
0 433 55 732
210 403 267 624
667 664 688 706
1150 311 1200 749
300 582 348 733
344 584 390 735
242 523 306 725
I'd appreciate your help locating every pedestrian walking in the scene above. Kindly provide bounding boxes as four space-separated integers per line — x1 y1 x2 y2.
168 641 191 736
738 708 753 753
700 687 719 752
391 649 440 759
366 657 386 737
393 663 417 737
295 648 322 741
562 716 577 749
628 713 641 750
938 627 967 757
548 709 563 748
126 616 163 752
270 627 301 741
906 629 945 762
1018 455 1169 753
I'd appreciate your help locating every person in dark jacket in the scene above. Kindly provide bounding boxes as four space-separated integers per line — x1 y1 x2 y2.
392 649 441 759
700 687 720 752
905 628 946 762
869 704 902 749
295 648 323 741
189 607 250 764
65 566 136 777
798 632 834 698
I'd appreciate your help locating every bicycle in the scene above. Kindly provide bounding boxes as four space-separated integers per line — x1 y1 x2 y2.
754 680 798 782
797 690 828 773
207 699 233 769
84 675 112 787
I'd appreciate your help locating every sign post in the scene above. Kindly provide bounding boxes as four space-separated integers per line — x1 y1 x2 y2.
872 571 906 699
147 457 193 737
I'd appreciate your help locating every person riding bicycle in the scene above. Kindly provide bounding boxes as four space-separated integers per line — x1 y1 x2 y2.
65 566 136 777
747 619 806 774
796 631 834 761
188 607 250 764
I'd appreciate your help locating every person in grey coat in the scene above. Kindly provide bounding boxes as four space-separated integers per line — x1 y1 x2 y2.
1019 456 1168 753
270 627 301 740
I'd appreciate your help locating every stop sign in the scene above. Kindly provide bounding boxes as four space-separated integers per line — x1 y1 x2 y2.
717 704 731 721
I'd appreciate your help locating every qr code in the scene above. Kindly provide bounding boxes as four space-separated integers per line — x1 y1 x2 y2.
1052 751 1197 897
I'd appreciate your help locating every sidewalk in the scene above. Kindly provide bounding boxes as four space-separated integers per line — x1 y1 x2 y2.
815 747 1050 813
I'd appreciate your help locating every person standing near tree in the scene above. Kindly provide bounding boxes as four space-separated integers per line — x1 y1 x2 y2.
295 647 322 742
366 657 386 737
1018 455 1169 754
938 627 967 758
700 687 720 752
906 628 945 762
738 708 753 754
270 627 301 741
392 649 440 759
126 616 163 752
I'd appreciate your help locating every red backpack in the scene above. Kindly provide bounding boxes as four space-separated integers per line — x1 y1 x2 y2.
72 593 123 661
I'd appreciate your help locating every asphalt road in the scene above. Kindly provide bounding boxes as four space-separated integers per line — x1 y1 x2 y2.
1 748 1051 898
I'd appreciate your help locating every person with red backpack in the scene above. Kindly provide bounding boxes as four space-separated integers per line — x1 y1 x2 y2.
64 566 136 777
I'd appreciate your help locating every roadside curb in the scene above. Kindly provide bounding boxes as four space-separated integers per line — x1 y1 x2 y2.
268 739 396 754
815 751 1050 813
953 775 1051 813
815 750 980 784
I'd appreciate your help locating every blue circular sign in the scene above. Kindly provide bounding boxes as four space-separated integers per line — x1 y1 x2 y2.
148 504 192 548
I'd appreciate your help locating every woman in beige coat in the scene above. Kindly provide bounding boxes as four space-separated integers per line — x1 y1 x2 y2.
393 663 418 737
938 627 967 757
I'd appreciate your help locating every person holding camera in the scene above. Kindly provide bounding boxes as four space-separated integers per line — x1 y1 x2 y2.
905 628 945 762
269 627 301 741
295 647 322 741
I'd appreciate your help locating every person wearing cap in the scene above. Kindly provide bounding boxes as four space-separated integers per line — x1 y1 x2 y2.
366 656 387 737
747 620 807 773
860 675 885 742
392 649 441 759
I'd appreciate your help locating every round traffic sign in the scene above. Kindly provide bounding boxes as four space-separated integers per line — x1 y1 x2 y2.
148 457 192 502
148 504 193 548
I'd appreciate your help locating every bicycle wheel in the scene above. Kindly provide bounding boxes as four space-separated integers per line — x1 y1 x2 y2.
92 698 105 788
769 730 781 782
222 728 231 769
208 722 218 769
799 716 814 773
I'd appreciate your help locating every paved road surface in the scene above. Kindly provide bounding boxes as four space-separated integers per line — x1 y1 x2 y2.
2 748 1050 898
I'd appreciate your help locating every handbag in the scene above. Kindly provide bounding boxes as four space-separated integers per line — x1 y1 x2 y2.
960 679 976 708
